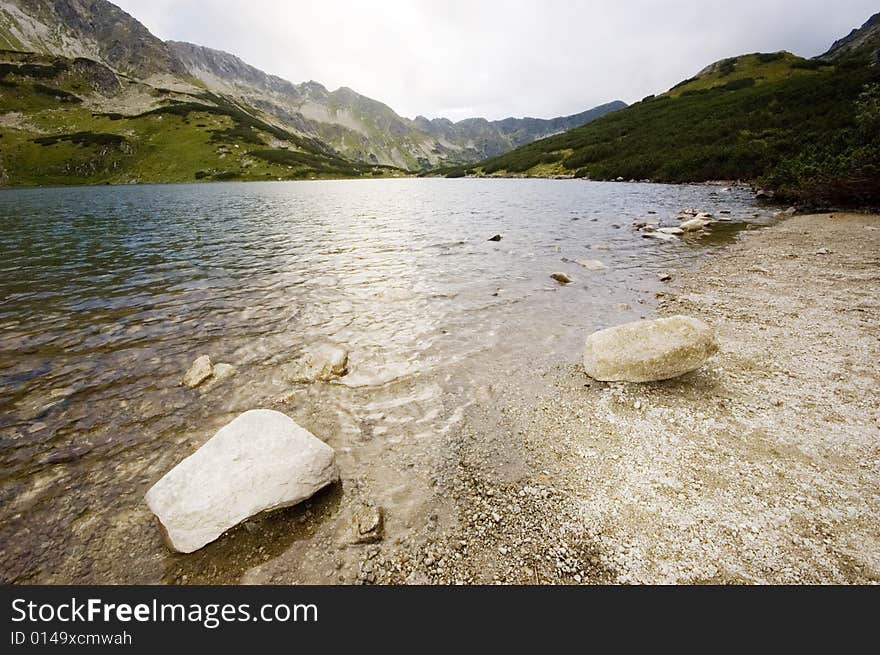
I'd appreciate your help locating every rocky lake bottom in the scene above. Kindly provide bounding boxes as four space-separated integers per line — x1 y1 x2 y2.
6 179 874 584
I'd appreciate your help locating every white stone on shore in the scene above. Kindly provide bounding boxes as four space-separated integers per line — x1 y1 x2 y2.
351 504 385 544
583 315 719 382
286 344 349 382
145 409 339 553
182 355 213 388
680 218 711 232
642 231 677 241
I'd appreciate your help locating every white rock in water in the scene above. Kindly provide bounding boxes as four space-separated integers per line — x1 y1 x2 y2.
287 344 349 382
680 218 711 232
583 315 719 382
182 355 213 388
642 231 677 241
211 362 236 381
574 259 607 270
145 409 339 553
657 227 684 235
200 363 236 392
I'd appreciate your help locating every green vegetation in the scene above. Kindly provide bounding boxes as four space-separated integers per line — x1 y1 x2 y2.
763 82 880 205
249 148 384 177
0 52 403 186
33 131 128 147
441 50 880 206
31 83 82 103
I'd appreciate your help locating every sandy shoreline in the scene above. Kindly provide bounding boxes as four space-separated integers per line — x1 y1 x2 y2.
363 212 880 584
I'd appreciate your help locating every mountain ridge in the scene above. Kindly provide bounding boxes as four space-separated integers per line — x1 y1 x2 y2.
0 0 625 174
165 38 625 169
821 11 880 62
441 12 880 206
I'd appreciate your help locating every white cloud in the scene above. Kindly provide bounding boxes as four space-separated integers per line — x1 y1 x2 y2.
113 0 878 120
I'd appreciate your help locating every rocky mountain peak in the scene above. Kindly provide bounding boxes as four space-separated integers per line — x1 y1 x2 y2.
821 11 880 62
0 0 185 77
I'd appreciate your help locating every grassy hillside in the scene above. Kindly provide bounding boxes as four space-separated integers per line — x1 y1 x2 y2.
0 51 402 187
441 51 880 206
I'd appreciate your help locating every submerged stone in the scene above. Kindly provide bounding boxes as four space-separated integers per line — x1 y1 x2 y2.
286 344 349 383
182 355 213 388
574 259 607 270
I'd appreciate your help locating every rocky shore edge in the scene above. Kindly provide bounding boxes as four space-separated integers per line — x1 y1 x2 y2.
383 212 880 584
143 212 879 585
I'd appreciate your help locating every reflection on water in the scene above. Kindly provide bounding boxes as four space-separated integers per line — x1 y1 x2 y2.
0 178 775 583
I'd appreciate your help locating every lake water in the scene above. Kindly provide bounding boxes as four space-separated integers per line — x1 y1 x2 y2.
0 178 776 583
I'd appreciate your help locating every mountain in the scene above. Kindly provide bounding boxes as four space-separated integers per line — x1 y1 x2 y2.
166 40 624 169
822 12 880 63
0 48 394 186
0 0 625 186
448 12 880 206
0 0 186 81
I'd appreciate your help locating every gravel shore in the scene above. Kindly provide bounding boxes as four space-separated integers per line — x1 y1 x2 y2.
373 212 880 584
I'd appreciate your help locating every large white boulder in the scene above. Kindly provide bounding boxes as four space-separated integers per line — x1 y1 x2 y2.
145 409 339 553
583 315 719 382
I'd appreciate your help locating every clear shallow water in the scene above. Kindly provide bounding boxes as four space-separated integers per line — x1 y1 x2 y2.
0 178 775 582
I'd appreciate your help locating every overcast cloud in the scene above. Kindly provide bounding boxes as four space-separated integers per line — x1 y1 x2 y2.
113 0 878 121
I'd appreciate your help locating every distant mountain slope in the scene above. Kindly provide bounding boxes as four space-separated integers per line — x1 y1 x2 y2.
0 0 187 82
167 40 625 169
0 49 402 186
0 0 625 179
449 13 880 206
822 11 880 63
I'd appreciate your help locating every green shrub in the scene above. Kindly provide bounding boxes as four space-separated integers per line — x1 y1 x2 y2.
791 59 826 70
671 76 698 90
718 58 738 76
32 83 82 103
757 52 785 63
723 77 756 91
460 60 879 204
33 132 128 148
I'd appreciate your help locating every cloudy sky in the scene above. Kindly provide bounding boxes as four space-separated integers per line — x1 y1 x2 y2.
114 0 877 121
